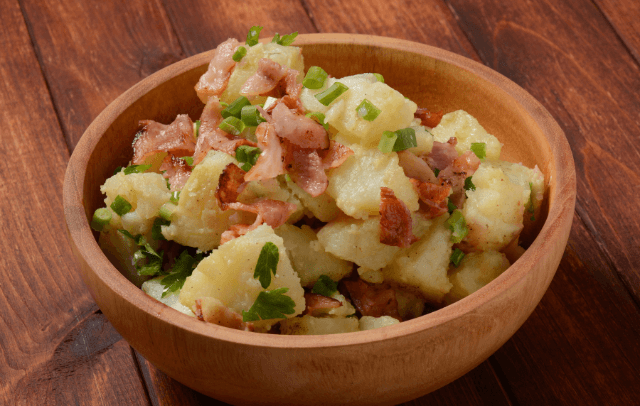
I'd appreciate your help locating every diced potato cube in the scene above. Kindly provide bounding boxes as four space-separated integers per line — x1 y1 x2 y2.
101 171 170 235
180 225 305 323
407 125 434 156
358 266 384 284
359 316 400 330
300 73 377 115
462 162 529 251
161 151 237 251
488 161 544 213
444 251 510 304
431 110 502 160
238 178 304 224
286 179 340 222
326 144 419 219
221 43 305 104
383 216 453 303
275 224 353 287
317 217 400 269
280 315 359 335
142 277 194 316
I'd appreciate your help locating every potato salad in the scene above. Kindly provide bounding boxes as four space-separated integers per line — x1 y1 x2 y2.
92 27 544 334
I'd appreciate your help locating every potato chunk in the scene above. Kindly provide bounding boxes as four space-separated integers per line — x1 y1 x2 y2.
238 178 304 224
326 145 419 219
142 277 194 316
383 216 453 303
407 125 434 155
161 151 236 251
359 316 400 331
431 110 502 160
101 171 170 235
488 161 544 213
221 43 305 104
462 162 529 251
286 179 340 222
280 315 359 335
180 225 305 321
444 251 510 304
275 224 352 287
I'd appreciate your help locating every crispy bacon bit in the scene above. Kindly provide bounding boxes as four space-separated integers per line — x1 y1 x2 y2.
241 58 299 98
216 163 246 206
287 147 328 197
271 103 329 149
411 179 451 219
220 199 297 244
318 140 354 169
220 223 255 245
132 115 196 165
194 97 256 165
303 293 342 316
159 154 192 192
342 279 402 321
195 38 240 103
414 107 444 128
244 122 285 181
379 187 418 248
437 150 481 193
397 151 437 184
426 137 458 172
194 298 254 331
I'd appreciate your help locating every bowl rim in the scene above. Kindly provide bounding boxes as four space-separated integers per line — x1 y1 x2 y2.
64 33 576 349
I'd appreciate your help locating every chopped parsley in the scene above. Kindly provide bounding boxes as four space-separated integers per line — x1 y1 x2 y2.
433 168 441 177
123 164 151 175
464 176 476 191
253 242 279 289
151 217 170 241
160 250 203 297
311 275 338 297
119 230 164 276
447 200 457 214
242 288 296 322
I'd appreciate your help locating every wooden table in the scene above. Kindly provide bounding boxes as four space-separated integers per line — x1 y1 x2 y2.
2 0 639 404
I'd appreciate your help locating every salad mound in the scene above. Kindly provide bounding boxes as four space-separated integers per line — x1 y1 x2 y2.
92 27 544 335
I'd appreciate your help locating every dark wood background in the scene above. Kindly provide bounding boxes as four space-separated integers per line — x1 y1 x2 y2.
2 0 639 404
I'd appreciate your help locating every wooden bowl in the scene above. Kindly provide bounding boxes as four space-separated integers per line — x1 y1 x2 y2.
64 34 575 406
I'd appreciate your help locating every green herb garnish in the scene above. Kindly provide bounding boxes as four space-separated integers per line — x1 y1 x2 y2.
123 164 151 175
271 31 298 46
235 145 262 171
302 66 328 89
356 99 381 121
110 195 132 216
232 46 247 62
470 142 486 159
253 242 279 289
160 250 203 297
527 182 535 221
315 82 349 106
464 176 476 191
311 275 338 297
450 248 465 267
241 288 296 322
90 208 112 232
246 26 263 46
447 210 469 243
119 230 164 276
151 217 170 241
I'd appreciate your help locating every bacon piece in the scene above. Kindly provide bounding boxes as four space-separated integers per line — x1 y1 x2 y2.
244 122 286 181
216 163 246 205
318 140 354 170
194 298 254 331
159 154 192 192
410 179 451 219
287 147 328 197
193 97 256 165
426 137 458 172
379 187 418 248
303 292 342 316
241 58 290 97
397 151 437 184
132 115 195 165
271 103 329 149
414 107 444 128
342 279 402 321
195 38 239 103
225 200 296 228
220 223 256 245
437 150 481 194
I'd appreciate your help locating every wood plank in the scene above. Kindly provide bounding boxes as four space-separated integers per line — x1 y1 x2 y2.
442 0 640 304
18 0 185 149
300 0 480 61
593 0 640 65
0 1 151 404
160 0 317 56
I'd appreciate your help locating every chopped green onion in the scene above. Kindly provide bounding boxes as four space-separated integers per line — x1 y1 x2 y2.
284 174 292 182
315 82 349 106
110 195 132 216
450 248 465 267
181 156 194 166
193 120 201 138
305 112 329 131
246 26 262 46
151 217 169 241
165 177 170 190
373 73 384 83
464 176 476 191
447 210 469 243
356 99 381 121
170 191 180 204
433 168 441 177
527 182 535 221
90 208 112 231
241 105 266 127
113 166 123 175
302 66 328 89
378 131 398 153
159 203 176 221
392 128 417 151
124 164 151 175
219 116 246 136
271 31 298 46
220 101 229 108
447 200 457 214
221 96 251 119
470 142 486 159
232 46 247 62
235 145 262 171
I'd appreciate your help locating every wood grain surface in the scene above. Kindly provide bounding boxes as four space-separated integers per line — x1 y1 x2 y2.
2 0 639 404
